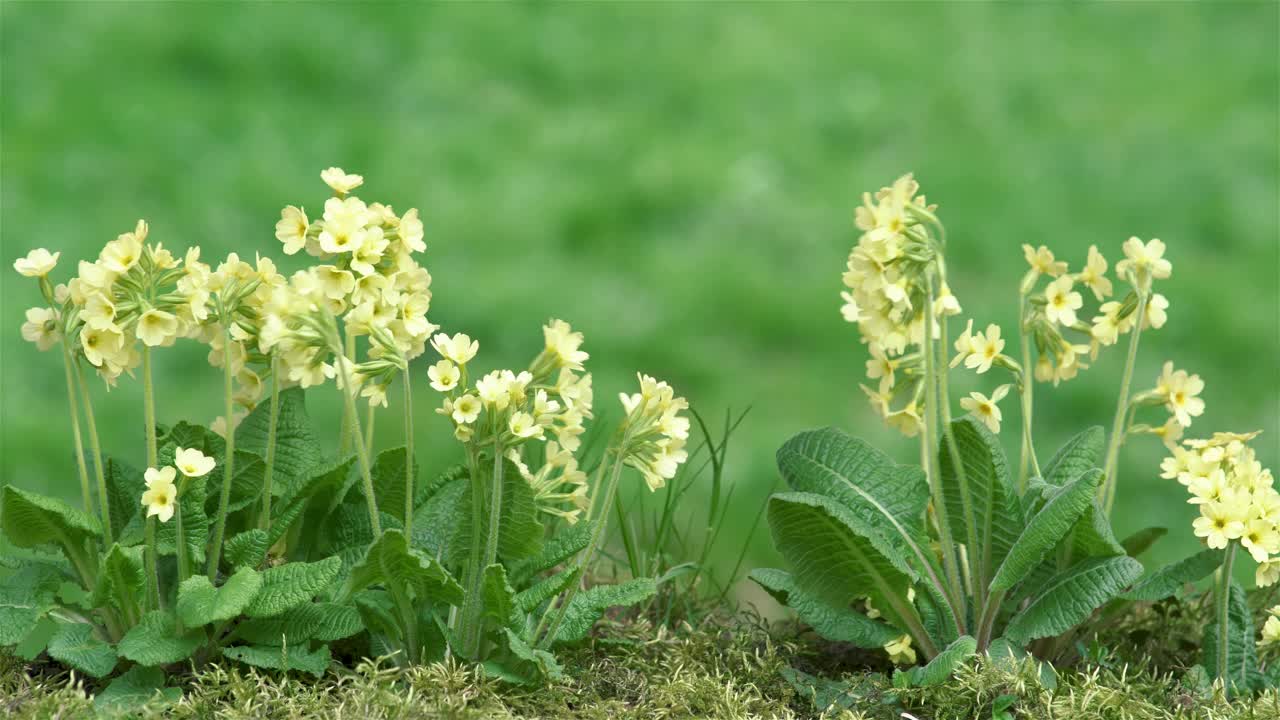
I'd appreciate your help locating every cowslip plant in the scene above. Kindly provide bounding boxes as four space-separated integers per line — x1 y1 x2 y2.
751 173 1202 684
2 167 693 693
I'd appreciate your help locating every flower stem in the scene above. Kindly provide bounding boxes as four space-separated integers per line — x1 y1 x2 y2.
482 436 505 572
175 476 191 586
1216 542 1237 685
1101 291 1149 516
1017 293 1041 489
538 448 625 650
206 320 237 580
75 361 113 548
365 403 376 458
922 280 967 623
402 368 415 537
60 345 94 525
936 307 981 621
457 444 485 657
259 354 280 531
337 350 380 536
339 332 356 454
144 516 159 611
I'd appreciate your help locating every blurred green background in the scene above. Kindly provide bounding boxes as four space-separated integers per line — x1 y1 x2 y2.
3 3 1277 599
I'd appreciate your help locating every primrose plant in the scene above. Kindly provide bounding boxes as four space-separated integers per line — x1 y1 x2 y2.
753 173 1209 683
3 168 691 695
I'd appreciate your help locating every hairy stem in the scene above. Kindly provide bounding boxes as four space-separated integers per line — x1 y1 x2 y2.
402 368 415 537
1101 291 1149 516
207 319 237 579
365 402 376 458
936 304 980 622
1017 292 1040 489
457 445 485 657
60 345 95 525
260 354 280 531
1216 543 1237 685
144 517 160 611
338 355 380 536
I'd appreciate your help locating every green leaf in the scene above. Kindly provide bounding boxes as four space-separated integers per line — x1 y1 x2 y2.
94 666 181 714
767 492 915 633
749 568 898 648
1121 527 1168 558
484 628 565 684
450 457 544 566
177 567 263 627
223 643 331 678
516 566 582 614
481 564 522 632
235 602 363 646
1004 556 1144 644
0 563 64 645
224 529 270 571
344 529 463 607
986 637 1057 690
244 556 342 618
1041 427 1105 486
47 622 117 678
1203 581 1262 694
991 469 1101 592
90 544 145 617
156 475 208 564
894 635 976 688
781 666 881 714
554 578 656 644
412 476 466 560
367 446 417 527
508 520 594 587
201 450 265 516
118 610 202 666
98 454 146 538
776 429 935 581
1123 548 1223 602
938 417 1023 588
0 485 101 549
236 387 321 495
15 616 58 660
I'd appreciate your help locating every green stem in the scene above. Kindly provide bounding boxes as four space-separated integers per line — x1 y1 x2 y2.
76 362 113 546
921 280 967 623
482 436 505 571
457 444 485 656
402 368 415 537
1101 291 1149 516
975 588 1005 650
339 332 356 454
60 345 94 524
144 517 160 610
936 306 980 622
260 354 280 531
337 351 380 536
175 476 191 585
142 347 158 467
365 402 376 458
1216 543 1237 685
1018 332 1041 489
538 448 625 650
207 321 237 579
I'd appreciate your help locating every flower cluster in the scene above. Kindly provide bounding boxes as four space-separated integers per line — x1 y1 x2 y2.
1161 432 1279 577
140 447 216 523
617 374 691 491
840 174 957 436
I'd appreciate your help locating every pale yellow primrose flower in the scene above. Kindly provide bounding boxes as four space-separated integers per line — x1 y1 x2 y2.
141 471 178 523
428 360 460 392
1043 276 1083 327
275 206 310 255
431 332 479 365
1023 244 1067 277
174 447 216 478
865 344 898 395
543 319 589 371
1260 614 1280 647
14 248 60 277
1157 362 1205 428
960 384 1011 434
1193 501 1245 549
1144 293 1169 329
320 166 364 195
136 308 180 347
451 394 481 424
1115 237 1172 290
1258 559 1280 588
508 411 544 440
1076 245 1112 300
883 634 917 665
21 307 60 351
399 208 427 253
963 324 1005 374
99 221 147 273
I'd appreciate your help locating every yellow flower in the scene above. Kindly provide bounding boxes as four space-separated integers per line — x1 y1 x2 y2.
865 344 898 395
963 324 1005 374
1090 302 1124 346
174 448 216 478
1260 615 1280 647
933 283 962 317
1257 560 1280 588
1193 501 1246 549
1115 237 1172 290
1075 245 1112 300
1022 244 1067 277
431 332 479 365
275 206 310 255
14 248 60 277
1157 362 1205 428
1043 276 1083 327
884 402 923 438
1143 293 1169 329
320 167 364 195
960 385 1011 434
1241 518 1280 563
950 319 975 368
21 307 59 351
80 325 125 368
428 360 460 392
350 227 389 276
99 223 146 274
136 308 179 347
839 291 863 323
543 319 589 371
314 265 356 300
141 470 178 523
451 394 481 425
399 208 427 253
509 411 544 440
883 634 916 665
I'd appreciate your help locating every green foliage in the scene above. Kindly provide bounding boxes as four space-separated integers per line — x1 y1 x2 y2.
222 643 332 678
939 417 1023 585
990 469 1101 592
1004 556 1144 644
235 387 320 495
177 567 263 627
94 666 182 715
749 568 897 648
1202 581 1262 694
1123 548 1223 602
553 578 656 644
449 457 544 566
46 623 117 678
117 610 202 666
0 485 101 550
894 635 977 688
222 529 269 571
244 556 341 618
233 602 363 646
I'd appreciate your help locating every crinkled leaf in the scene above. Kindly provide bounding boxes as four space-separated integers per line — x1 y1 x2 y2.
516 566 582 614
991 469 1101 592
90 543 145 616
485 628 565 684
1004 556 1143 644
0 485 101 549
236 387 321 496
450 457 544 566
47 622 117 677
554 578 656 644
1203 581 1263 694
481 564 522 632
1123 548 1222 602
781 666 882 714
224 529 270 571
749 568 898 648
223 643 331 678
202 451 265 516
368 446 417 527
768 491 915 633
97 454 146 537
177 566 262 627
344 529 463 607
1041 427 1105 487
156 475 208 564
508 521 593 587
412 476 466 560
118 610 202 666
244 556 342 618
94 666 181 714
235 602 363 646
938 417 1022 590
0 562 64 644
15 616 58 660
894 635 976 688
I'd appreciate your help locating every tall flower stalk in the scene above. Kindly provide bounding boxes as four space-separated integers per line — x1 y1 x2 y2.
259 355 281 530
206 313 238 579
